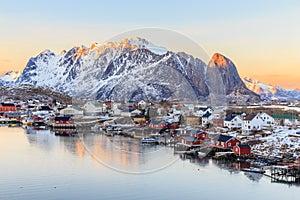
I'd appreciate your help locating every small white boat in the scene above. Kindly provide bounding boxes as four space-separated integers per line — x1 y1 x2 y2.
242 167 265 174
198 151 207 158
140 137 159 144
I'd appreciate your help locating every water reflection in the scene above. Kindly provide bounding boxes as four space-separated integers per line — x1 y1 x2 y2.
80 134 178 174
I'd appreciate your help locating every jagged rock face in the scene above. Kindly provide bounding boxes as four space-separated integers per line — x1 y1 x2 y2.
15 38 258 102
207 53 259 102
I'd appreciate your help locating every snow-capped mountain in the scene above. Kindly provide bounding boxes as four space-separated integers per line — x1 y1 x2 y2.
15 37 258 102
0 70 21 86
243 77 300 100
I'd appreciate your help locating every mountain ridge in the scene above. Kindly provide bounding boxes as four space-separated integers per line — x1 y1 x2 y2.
243 77 300 100
6 37 259 102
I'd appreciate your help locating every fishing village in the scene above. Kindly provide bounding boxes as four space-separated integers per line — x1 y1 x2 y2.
1 97 300 185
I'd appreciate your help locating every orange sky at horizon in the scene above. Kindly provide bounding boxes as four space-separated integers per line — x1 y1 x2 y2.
1 1 299 90
0 43 299 90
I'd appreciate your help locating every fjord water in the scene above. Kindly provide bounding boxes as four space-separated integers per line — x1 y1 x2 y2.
0 127 299 200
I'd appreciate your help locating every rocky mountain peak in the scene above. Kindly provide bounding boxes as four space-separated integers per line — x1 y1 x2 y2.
209 53 229 68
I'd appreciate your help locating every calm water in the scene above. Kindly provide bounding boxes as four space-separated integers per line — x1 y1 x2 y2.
0 126 299 200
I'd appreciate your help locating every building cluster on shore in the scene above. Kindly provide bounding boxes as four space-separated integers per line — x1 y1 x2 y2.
0 98 300 164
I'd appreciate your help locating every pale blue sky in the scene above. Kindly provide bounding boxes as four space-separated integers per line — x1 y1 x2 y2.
1 0 300 88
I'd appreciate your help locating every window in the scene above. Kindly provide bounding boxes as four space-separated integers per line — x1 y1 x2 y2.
228 143 231 147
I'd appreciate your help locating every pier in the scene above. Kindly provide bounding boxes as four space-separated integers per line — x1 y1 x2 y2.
269 164 300 185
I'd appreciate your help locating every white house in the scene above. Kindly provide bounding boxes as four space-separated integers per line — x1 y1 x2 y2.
194 106 213 117
242 113 265 133
224 115 243 129
257 112 275 127
137 100 147 110
60 105 84 117
202 112 213 126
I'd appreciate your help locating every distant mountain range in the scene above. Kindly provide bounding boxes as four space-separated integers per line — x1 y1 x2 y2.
243 78 300 100
0 70 21 86
3 37 296 101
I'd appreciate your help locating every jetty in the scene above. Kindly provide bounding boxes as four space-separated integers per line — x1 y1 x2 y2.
268 164 300 185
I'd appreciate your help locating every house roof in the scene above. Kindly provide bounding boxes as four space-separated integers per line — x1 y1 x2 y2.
1 102 15 107
202 112 211 118
225 115 235 122
244 114 256 121
216 134 233 142
55 116 71 121
236 144 251 149
40 106 52 111
182 136 197 142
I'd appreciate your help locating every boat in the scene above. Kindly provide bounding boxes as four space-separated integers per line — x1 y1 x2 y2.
21 117 34 126
242 167 266 174
198 151 207 158
140 137 159 145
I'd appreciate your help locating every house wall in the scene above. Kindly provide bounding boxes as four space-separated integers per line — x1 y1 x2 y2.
259 112 275 127
243 114 264 132
234 146 251 155
0 105 16 112
60 108 83 116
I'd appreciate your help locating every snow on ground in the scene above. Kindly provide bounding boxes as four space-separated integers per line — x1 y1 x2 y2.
250 127 300 159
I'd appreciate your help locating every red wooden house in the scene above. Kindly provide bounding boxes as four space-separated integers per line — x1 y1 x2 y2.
212 134 240 149
190 130 209 141
0 102 16 112
180 136 198 146
54 116 73 124
234 144 251 155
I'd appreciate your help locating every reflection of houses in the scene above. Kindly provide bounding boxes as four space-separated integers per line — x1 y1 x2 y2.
59 105 84 117
234 144 251 155
212 134 240 149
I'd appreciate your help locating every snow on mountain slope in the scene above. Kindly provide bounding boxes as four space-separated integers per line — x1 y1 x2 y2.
15 38 257 102
0 70 21 86
243 77 300 100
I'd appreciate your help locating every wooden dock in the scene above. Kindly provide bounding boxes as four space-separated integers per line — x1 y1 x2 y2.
269 164 300 185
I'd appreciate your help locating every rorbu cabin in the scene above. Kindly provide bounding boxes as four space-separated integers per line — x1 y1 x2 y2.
234 144 251 155
53 116 75 128
0 102 16 112
212 134 240 149
54 116 73 124
190 130 209 141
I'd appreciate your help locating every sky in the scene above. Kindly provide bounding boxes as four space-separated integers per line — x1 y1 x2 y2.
0 0 299 89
